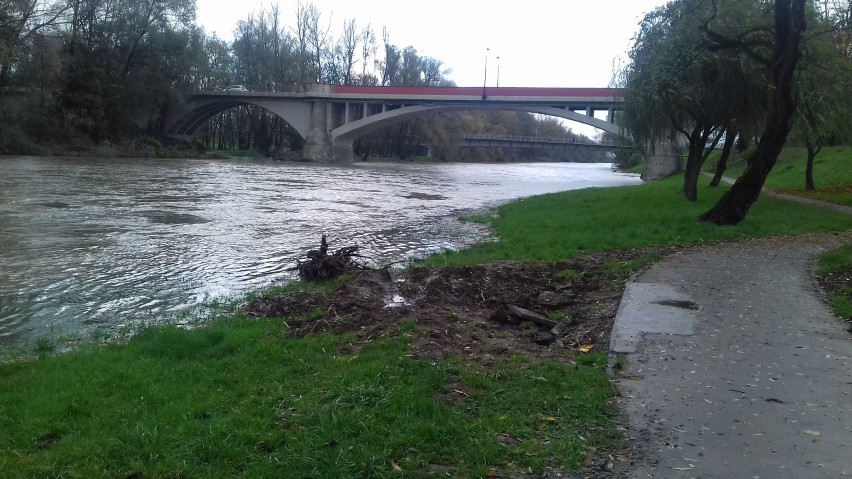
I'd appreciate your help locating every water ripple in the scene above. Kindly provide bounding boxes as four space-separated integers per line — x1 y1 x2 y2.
0 157 640 348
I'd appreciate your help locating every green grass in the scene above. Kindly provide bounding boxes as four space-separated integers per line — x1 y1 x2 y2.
831 287 852 321
817 243 852 321
0 319 616 478
709 146 852 205
425 175 852 266
2 173 850 478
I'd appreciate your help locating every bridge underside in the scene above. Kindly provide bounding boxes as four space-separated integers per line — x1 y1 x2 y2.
167 98 313 138
332 104 622 143
319 104 624 162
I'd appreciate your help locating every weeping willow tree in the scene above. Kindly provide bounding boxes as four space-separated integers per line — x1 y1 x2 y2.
619 0 769 202
700 0 808 224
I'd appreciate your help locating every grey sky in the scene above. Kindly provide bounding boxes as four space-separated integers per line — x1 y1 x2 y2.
195 0 667 88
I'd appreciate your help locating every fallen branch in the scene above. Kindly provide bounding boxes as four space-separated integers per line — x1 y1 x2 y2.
506 305 558 329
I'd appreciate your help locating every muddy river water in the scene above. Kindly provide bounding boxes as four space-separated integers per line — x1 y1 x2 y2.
0 157 640 349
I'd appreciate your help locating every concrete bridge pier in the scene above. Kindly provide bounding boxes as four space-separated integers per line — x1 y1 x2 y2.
641 141 682 180
302 101 333 162
301 100 355 162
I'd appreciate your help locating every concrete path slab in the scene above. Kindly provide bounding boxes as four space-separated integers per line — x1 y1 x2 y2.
611 233 852 479
610 282 697 353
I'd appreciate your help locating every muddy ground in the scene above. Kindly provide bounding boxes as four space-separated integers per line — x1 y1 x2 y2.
244 248 676 363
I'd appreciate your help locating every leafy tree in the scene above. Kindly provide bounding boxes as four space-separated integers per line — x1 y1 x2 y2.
789 2 852 189
621 0 769 201
700 0 808 224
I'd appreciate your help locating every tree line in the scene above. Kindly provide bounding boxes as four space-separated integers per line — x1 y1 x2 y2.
618 0 852 224
0 0 601 162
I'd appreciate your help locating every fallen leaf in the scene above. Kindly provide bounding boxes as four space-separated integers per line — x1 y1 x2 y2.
802 429 821 436
578 344 594 353
390 460 402 472
545 416 557 422
453 389 468 397
486 468 498 477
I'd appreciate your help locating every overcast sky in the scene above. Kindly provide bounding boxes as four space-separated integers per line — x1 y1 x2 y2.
195 0 668 88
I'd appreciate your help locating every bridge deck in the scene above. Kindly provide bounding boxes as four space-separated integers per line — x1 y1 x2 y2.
193 86 623 105
331 86 622 103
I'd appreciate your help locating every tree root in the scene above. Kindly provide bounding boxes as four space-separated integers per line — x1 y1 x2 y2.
295 235 368 281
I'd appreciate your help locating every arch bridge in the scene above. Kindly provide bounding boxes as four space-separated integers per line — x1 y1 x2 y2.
169 84 626 162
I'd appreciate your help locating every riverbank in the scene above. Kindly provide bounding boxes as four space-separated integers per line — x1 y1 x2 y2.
1 176 850 478
706 146 852 206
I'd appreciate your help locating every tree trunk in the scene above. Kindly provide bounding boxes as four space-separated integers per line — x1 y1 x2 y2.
710 127 737 187
805 139 819 190
683 124 715 202
699 0 806 225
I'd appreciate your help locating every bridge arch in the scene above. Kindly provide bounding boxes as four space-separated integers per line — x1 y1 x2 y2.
332 103 624 145
168 97 313 138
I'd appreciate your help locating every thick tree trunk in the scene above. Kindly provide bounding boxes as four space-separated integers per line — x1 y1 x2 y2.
710 127 737 187
805 140 819 190
683 124 715 202
700 0 806 225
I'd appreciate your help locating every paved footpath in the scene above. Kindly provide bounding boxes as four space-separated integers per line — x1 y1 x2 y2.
611 233 852 479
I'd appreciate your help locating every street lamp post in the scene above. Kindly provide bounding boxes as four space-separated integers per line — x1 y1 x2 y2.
496 56 500 88
482 47 489 100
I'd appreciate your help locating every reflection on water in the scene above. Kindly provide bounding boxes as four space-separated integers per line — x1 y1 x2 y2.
0 157 640 348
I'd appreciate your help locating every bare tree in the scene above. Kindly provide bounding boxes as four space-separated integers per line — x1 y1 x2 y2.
359 23 375 85
335 17 358 85
0 0 71 88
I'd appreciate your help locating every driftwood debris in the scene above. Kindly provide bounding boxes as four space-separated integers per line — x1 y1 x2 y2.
296 235 365 281
506 304 558 329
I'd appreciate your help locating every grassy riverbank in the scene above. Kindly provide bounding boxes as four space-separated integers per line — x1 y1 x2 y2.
1 177 850 478
708 146 852 205
429 174 852 266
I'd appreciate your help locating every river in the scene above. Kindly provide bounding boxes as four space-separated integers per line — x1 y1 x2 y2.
0 157 641 350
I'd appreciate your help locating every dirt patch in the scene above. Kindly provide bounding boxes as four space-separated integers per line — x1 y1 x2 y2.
242 247 681 478
243 248 677 363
